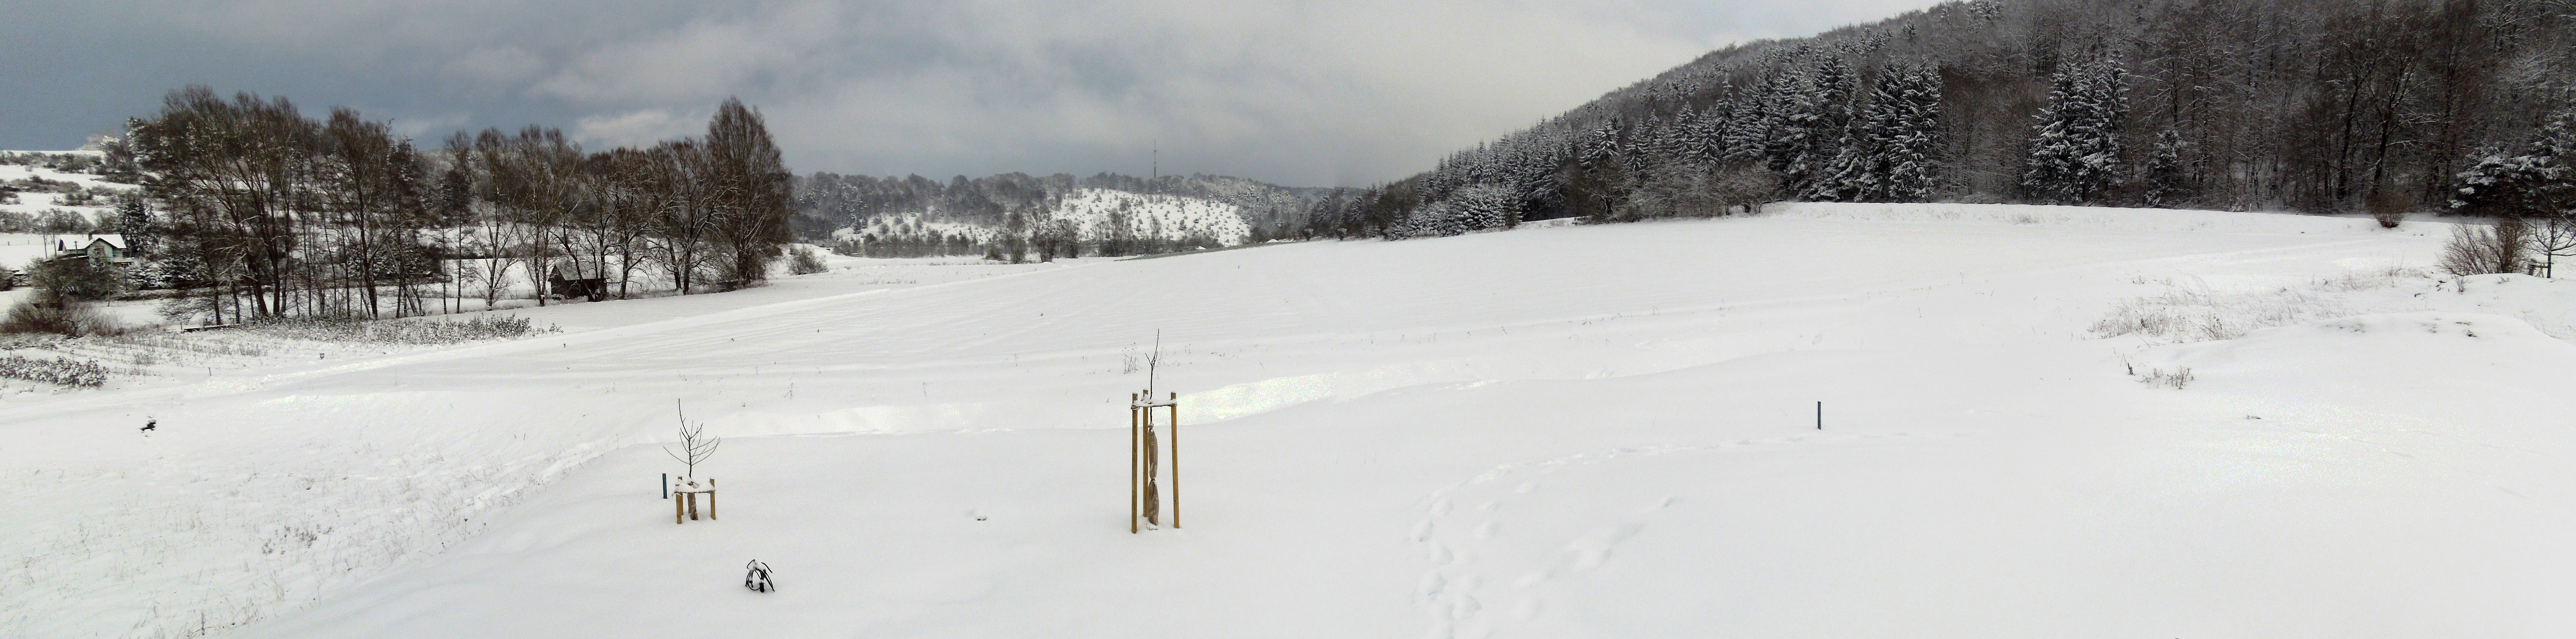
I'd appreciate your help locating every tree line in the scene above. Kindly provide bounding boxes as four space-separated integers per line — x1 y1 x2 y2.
98 86 793 325
1301 0 2576 240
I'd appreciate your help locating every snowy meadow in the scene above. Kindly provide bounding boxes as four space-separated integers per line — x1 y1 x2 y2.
7 204 2575 638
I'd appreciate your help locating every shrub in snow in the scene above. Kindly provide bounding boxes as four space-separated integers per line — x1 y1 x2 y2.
239 315 554 345
2137 367 2194 389
2439 220 2533 277
0 354 110 388
789 246 829 275
3 260 123 337
2368 189 2413 229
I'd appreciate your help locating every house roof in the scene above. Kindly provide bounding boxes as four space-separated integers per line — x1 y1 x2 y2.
46 234 125 251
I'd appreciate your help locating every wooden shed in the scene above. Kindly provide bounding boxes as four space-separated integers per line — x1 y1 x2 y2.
548 258 608 302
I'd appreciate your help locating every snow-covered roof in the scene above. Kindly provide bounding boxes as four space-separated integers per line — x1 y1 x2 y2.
47 234 124 251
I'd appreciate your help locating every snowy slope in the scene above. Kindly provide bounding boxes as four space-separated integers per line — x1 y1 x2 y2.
1050 188 1251 244
1 152 132 227
836 214 1001 244
9 204 2576 638
839 189 1253 247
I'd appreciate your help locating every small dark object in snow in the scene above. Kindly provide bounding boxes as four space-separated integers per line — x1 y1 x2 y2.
744 560 776 593
141 419 156 434
2245 415 2263 420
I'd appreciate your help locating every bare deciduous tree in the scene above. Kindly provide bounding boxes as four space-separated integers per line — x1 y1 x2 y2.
664 400 721 478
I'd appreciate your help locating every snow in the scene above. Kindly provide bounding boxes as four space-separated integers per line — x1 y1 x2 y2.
8 203 2576 637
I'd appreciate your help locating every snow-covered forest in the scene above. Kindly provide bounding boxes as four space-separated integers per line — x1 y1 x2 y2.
1305 0 2576 240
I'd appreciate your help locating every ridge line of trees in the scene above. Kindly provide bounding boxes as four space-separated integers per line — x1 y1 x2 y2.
1302 0 2576 242
104 86 793 324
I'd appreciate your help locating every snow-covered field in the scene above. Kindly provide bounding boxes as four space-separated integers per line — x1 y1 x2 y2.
0 155 129 230
8 203 2575 638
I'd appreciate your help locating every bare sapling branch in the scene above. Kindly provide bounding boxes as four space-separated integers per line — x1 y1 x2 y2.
665 399 720 477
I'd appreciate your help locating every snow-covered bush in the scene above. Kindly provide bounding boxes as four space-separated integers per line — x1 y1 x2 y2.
0 354 110 388
789 246 828 275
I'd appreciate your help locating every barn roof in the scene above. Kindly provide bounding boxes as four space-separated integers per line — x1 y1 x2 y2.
548 258 606 279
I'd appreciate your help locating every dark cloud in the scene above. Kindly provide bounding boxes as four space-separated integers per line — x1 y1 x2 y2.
2 0 1943 186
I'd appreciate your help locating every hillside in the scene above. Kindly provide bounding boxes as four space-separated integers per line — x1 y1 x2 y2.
0 150 134 253
797 171 1310 245
13 205 2576 636
1315 0 2576 239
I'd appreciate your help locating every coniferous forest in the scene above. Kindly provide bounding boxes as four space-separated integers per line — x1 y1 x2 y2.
1311 0 2576 240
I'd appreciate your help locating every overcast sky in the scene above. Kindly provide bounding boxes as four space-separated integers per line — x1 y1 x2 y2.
3 0 1945 187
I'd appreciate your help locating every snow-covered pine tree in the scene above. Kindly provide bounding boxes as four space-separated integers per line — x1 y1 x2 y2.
1722 85 1771 168
1656 106 1696 164
1687 99 1733 165
2023 56 2128 203
113 192 156 255
1584 119 1623 166
1868 63 1944 202
1786 55 1859 197
1758 69 1811 175
2141 129 2191 207
1810 129 1872 201
1630 118 1670 168
1452 184 1522 231
2452 106 2576 218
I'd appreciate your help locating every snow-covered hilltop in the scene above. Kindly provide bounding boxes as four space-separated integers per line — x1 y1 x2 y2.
1050 188 1250 246
834 189 1252 248
799 171 1308 257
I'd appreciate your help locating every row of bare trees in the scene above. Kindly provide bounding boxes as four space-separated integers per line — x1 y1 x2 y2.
115 86 792 324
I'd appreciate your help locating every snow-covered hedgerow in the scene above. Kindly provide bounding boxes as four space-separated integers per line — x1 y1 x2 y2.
0 354 109 388
238 315 557 345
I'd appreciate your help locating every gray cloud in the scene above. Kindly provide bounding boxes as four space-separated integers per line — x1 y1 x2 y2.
2 0 1945 186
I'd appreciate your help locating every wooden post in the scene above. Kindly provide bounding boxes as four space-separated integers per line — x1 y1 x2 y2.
1169 393 1180 529
1816 401 1822 430
1130 393 1139 534
709 479 717 520
675 489 684 524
